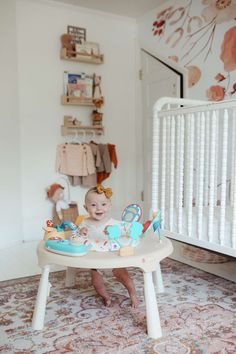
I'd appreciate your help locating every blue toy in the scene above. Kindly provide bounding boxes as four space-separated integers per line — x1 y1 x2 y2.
54 224 64 232
128 221 144 245
55 221 78 235
106 225 122 249
45 239 91 256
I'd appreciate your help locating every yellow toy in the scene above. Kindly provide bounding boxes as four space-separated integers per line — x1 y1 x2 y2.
43 220 66 241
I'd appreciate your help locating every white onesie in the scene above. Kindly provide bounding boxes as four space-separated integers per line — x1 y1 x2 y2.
76 218 121 252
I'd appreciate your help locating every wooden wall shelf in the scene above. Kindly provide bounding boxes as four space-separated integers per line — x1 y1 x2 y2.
61 125 104 136
61 95 94 106
60 48 104 64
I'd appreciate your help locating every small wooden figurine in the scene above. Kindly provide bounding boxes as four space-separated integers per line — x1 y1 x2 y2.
61 33 75 58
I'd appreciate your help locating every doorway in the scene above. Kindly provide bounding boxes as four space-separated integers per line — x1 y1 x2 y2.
141 49 185 218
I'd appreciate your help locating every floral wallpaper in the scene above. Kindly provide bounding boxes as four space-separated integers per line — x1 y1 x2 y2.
147 0 236 101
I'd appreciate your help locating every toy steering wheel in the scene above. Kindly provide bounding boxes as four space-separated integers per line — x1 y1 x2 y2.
121 204 142 223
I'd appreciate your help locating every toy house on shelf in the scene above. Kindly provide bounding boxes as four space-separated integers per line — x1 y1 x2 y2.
60 31 104 64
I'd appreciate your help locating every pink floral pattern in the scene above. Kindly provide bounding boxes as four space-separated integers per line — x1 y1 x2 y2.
206 85 225 100
207 25 236 99
0 259 236 353
152 6 173 37
152 0 236 98
220 26 236 72
201 0 236 24
215 73 225 81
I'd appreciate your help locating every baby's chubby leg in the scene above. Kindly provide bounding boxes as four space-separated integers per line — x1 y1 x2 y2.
91 269 111 307
112 268 139 308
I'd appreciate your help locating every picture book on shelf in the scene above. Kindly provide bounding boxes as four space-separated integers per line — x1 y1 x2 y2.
64 71 93 99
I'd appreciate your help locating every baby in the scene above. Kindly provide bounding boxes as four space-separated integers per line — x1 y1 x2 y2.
78 184 138 308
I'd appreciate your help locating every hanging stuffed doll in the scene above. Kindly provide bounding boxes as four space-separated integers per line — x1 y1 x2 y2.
46 183 79 225
47 183 70 222
92 74 104 108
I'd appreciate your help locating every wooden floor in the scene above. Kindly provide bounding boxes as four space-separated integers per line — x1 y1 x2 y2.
0 240 235 282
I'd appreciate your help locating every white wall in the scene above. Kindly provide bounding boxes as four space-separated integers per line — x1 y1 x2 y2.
0 0 138 246
0 1 22 248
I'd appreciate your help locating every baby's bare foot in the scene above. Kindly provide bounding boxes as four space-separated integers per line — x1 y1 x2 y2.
130 294 139 308
103 296 112 307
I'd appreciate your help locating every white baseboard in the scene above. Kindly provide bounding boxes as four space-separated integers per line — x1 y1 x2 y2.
0 239 24 251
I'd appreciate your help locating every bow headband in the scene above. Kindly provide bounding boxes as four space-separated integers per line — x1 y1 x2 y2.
96 184 113 199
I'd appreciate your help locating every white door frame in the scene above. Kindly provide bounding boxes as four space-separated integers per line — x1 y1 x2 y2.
141 44 189 98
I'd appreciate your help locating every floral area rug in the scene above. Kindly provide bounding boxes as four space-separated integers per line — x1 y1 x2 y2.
0 258 236 354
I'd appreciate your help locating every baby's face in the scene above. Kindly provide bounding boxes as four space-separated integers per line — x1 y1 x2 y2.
85 192 111 221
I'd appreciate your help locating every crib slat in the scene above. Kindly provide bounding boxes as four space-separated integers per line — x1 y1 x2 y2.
175 115 180 231
169 116 175 231
231 109 236 208
196 112 205 240
177 114 184 234
151 107 160 214
219 109 229 245
175 115 180 209
195 112 201 208
204 111 210 206
186 113 194 237
184 114 188 208
214 111 219 206
208 110 217 242
166 115 171 222
160 117 167 227
232 108 236 248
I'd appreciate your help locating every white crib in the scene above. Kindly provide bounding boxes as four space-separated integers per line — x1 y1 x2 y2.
152 97 236 258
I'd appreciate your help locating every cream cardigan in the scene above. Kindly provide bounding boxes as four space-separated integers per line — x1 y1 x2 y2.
56 143 96 176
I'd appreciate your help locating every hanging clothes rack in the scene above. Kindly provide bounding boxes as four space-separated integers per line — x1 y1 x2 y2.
61 125 104 136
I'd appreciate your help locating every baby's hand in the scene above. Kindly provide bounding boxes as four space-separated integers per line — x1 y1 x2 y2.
79 227 88 237
103 225 111 235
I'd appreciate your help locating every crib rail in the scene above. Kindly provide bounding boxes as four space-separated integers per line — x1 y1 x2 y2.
152 97 236 257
